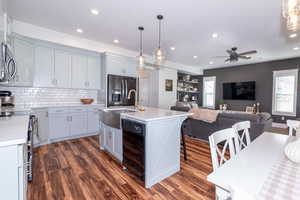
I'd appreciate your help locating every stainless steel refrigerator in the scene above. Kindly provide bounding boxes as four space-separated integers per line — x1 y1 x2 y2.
107 74 137 107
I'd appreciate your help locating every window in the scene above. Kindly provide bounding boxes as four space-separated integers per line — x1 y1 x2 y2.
272 69 298 116
203 76 216 108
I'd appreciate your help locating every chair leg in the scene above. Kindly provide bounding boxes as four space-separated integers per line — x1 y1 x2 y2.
181 126 187 161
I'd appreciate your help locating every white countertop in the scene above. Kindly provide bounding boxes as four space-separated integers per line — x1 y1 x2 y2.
0 115 30 147
3 103 105 112
120 107 191 122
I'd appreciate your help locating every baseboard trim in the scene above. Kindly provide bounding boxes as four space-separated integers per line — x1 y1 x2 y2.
272 122 288 129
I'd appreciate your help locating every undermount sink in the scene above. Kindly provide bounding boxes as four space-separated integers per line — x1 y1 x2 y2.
100 108 137 129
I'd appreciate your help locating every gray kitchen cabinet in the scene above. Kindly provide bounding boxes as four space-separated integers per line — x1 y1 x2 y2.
113 128 123 161
34 45 54 87
87 108 100 133
104 53 137 77
69 111 88 136
71 54 87 89
87 55 101 89
49 112 70 140
54 49 72 88
12 37 34 86
0 144 27 200
32 109 49 146
100 121 122 161
48 107 100 142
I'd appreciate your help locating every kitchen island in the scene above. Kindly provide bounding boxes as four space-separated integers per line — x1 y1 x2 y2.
99 107 191 188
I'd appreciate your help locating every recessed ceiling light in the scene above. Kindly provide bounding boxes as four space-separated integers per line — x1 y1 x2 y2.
209 61 214 65
293 47 299 50
113 39 119 44
76 28 83 33
289 33 297 38
90 9 99 15
193 55 198 59
212 33 218 38
170 47 176 51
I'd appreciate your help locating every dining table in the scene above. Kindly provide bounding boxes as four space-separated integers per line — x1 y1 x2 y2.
207 132 300 199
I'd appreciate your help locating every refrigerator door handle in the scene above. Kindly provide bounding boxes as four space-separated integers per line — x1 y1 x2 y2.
125 80 128 98
121 80 124 101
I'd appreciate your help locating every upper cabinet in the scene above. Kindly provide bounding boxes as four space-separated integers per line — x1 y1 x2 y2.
71 54 87 89
12 37 35 86
54 49 72 88
34 45 54 87
104 53 137 77
32 39 101 90
87 55 101 89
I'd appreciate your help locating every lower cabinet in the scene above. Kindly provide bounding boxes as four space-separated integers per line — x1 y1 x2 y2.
46 107 101 142
100 122 123 161
0 144 27 200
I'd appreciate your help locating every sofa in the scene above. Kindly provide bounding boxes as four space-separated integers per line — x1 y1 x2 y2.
171 105 273 142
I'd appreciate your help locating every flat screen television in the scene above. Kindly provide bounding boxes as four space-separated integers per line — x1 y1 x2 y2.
223 81 255 100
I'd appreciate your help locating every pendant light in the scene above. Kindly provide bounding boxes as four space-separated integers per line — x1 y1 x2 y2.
154 15 165 66
137 26 145 69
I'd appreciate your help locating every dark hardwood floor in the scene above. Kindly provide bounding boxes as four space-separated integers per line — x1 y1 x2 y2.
28 128 288 200
28 136 215 200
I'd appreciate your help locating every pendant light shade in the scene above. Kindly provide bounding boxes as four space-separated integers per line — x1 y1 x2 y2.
154 15 165 66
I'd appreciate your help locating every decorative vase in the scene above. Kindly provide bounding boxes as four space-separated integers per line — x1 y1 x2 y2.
284 138 300 163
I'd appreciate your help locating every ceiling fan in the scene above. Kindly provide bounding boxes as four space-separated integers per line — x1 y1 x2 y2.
214 47 257 63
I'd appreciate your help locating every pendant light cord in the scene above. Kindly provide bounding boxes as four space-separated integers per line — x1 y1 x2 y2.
140 29 143 56
158 19 161 49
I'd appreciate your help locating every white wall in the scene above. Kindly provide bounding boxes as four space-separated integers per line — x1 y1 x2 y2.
158 68 178 109
12 20 202 75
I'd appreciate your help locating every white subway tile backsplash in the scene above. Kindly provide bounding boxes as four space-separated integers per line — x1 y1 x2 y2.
0 86 98 107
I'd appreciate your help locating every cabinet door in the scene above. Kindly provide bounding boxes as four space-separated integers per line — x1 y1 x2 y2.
113 128 123 161
49 113 69 140
103 125 114 154
71 54 87 89
0 145 19 200
13 38 34 86
105 54 137 77
69 112 87 136
87 56 100 89
54 49 71 88
87 109 100 133
34 45 54 87
33 110 49 145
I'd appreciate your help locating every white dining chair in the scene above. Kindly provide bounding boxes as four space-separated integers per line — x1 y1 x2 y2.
232 121 251 152
209 128 239 200
287 120 300 136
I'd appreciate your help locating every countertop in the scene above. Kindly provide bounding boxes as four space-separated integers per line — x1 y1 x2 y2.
120 107 191 123
2 103 105 112
0 115 30 147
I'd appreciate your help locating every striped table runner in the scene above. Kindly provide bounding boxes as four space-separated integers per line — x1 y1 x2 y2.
257 145 300 199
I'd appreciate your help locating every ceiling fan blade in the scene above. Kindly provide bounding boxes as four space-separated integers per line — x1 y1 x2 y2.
225 58 231 63
212 56 228 58
226 50 232 54
239 50 257 55
238 55 251 59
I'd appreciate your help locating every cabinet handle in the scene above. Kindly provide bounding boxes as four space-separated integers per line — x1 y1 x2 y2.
70 116 72 122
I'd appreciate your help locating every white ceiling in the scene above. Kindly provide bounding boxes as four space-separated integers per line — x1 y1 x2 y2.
7 0 300 70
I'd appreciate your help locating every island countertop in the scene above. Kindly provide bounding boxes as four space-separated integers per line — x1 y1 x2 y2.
120 107 191 123
0 115 30 147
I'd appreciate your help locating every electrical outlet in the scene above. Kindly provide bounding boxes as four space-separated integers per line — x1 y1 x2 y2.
281 116 285 121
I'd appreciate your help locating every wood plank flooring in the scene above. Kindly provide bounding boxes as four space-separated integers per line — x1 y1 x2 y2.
28 128 287 200
28 136 215 200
